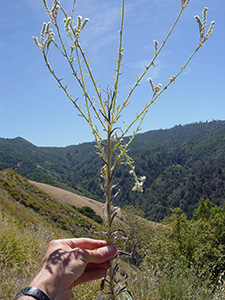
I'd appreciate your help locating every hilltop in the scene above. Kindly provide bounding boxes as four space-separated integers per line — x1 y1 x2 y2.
0 120 224 221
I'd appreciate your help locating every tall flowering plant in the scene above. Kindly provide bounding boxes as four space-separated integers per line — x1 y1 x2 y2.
33 0 214 298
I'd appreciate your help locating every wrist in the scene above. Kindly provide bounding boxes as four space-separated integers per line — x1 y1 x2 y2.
29 270 69 300
13 287 51 300
29 275 53 300
15 297 34 300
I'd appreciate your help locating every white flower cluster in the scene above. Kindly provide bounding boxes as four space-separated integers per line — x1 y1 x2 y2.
33 22 54 51
130 170 146 192
194 8 215 46
181 0 190 8
73 15 89 39
51 2 59 20
148 78 162 95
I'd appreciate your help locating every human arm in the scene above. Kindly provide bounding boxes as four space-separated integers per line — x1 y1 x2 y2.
15 238 117 300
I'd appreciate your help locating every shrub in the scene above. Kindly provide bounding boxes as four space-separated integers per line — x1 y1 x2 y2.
78 206 103 224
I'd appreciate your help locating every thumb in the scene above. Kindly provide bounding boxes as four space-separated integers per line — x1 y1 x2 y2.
86 244 117 264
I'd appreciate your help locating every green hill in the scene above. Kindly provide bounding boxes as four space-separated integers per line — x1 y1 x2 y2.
0 168 104 235
1 169 225 299
0 120 224 221
0 168 107 299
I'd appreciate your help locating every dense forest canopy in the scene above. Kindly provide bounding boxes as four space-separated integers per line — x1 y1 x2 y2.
0 120 224 221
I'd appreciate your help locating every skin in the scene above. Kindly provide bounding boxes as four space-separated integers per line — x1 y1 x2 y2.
17 238 117 300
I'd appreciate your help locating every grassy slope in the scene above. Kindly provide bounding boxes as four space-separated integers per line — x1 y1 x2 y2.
29 180 106 218
0 169 105 236
0 169 139 299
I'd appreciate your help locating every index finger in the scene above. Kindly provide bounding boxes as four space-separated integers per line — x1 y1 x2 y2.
59 238 108 250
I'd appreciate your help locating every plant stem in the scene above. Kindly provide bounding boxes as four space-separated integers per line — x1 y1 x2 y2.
106 109 115 299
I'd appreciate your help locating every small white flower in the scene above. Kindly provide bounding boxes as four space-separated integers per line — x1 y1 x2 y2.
153 83 162 93
140 176 146 183
129 166 135 175
181 0 190 8
132 181 143 192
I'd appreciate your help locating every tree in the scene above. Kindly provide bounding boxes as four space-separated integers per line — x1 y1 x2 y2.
193 197 213 220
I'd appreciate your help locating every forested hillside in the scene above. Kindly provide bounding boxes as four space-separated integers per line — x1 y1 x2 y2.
0 120 224 221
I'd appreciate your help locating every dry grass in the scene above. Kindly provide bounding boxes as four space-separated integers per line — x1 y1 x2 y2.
29 180 120 219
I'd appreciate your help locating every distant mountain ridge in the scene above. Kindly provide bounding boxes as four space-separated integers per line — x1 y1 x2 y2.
0 120 224 221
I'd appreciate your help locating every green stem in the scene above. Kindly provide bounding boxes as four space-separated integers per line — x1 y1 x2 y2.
114 0 125 92
112 0 125 122
106 109 115 299
71 0 77 20
76 43 105 114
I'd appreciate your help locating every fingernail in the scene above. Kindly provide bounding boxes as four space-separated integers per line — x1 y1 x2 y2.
108 244 117 255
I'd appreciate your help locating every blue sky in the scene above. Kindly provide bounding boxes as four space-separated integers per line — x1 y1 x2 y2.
0 0 224 147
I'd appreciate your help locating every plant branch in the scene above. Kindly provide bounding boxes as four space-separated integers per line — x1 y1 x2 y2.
118 6 185 117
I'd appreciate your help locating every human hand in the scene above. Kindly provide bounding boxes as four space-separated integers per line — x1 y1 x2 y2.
26 238 117 300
